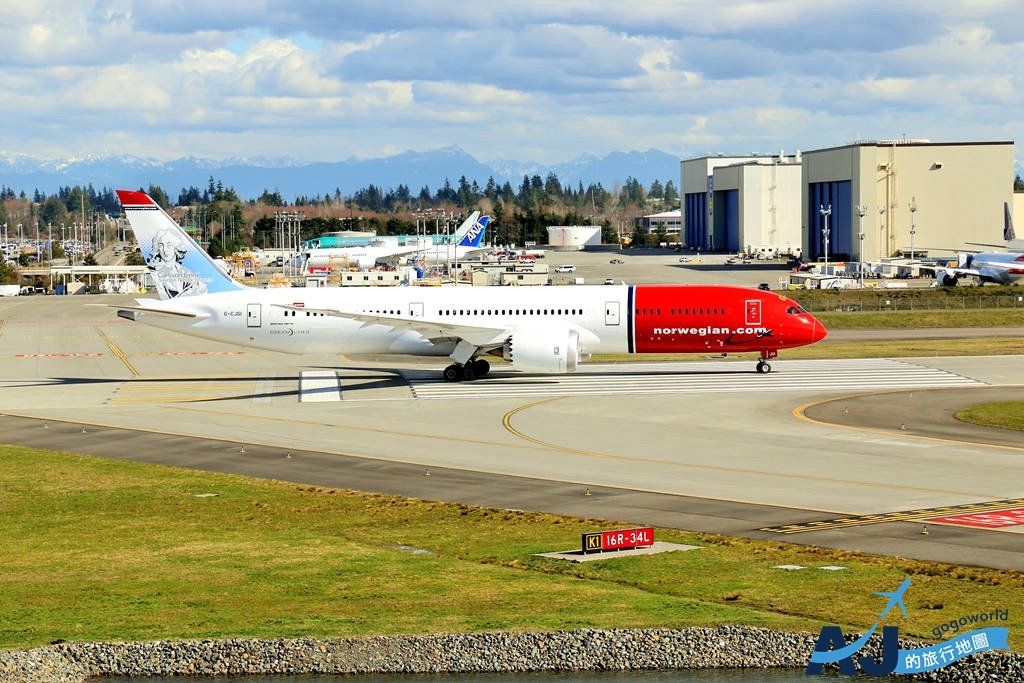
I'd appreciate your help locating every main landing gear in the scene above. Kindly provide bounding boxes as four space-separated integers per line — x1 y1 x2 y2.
755 360 772 374
442 358 491 382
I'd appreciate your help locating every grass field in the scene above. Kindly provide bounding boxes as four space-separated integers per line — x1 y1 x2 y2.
2 446 1022 652
2 306 1022 653
956 401 1024 431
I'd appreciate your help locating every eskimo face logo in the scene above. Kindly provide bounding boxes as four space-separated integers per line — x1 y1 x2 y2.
148 228 207 298
806 579 1010 676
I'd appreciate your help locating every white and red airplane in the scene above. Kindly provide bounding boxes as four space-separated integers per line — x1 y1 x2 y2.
114 190 827 381
933 203 1024 286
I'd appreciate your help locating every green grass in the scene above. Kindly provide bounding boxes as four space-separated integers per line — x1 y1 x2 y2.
2 446 1023 651
956 402 1024 431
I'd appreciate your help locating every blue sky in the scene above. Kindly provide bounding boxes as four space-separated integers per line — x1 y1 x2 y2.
1 1 1022 166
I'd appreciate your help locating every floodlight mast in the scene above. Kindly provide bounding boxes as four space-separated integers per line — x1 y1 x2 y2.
855 204 868 287
908 197 917 262
819 204 832 278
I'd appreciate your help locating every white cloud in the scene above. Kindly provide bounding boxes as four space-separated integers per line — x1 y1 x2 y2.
0 0 1020 165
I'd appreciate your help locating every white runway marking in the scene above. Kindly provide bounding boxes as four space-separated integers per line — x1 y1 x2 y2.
401 358 986 400
299 370 342 402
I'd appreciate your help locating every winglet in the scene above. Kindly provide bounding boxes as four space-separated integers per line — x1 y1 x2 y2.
117 189 246 300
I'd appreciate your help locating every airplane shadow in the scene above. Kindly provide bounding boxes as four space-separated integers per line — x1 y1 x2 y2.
9 368 410 403
8 363 762 402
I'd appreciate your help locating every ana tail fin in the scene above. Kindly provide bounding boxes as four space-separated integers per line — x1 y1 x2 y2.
116 189 246 300
450 210 481 243
458 215 490 247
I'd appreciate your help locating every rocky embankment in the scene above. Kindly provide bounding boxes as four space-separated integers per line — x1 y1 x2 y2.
1 627 1021 682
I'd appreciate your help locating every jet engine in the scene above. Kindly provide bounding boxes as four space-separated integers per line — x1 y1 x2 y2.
936 268 959 287
503 326 584 374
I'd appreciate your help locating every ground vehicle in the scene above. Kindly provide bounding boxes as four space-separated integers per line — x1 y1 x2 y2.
554 264 576 273
604 277 614 285
610 258 624 264
757 282 771 291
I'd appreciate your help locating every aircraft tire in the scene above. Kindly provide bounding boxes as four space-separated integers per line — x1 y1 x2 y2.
471 359 490 377
756 360 771 374
443 364 463 382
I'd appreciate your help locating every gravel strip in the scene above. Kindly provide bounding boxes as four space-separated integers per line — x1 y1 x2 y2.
1 627 1021 681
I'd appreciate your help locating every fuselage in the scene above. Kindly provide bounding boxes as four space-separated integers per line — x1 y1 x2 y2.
124 284 826 359
973 252 1024 284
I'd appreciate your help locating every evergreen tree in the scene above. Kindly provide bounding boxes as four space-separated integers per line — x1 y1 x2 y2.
38 196 68 228
663 180 679 206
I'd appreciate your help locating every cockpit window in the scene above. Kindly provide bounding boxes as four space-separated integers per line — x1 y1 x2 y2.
786 305 807 315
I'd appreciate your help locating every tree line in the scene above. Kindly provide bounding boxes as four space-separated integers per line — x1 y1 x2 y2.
1 171 682 261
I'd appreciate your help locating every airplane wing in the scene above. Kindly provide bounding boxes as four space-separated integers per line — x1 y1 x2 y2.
910 261 1009 280
272 304 509 348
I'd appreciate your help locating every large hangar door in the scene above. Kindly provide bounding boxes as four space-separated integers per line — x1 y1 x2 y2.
723 189 740 252
809 181 853 259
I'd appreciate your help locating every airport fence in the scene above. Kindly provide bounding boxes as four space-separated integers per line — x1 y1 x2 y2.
788 289 1024 314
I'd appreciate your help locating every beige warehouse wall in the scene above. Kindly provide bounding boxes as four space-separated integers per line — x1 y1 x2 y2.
804 142 1013 259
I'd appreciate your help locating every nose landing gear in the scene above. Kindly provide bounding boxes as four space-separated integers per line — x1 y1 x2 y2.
756 350 777 374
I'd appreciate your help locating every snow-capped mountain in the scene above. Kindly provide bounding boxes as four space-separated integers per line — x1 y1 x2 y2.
0 147 683 201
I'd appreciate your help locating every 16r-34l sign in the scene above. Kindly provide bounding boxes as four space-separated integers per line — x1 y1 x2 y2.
582 527 654 553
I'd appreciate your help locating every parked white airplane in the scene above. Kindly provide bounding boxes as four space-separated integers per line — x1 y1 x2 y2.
299 212 486 272
932 251 1024 286
114 190 826 380
394 216 492 267
933 203 1024 286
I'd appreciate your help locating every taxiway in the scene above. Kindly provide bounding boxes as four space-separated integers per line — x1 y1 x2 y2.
2 292 1023 570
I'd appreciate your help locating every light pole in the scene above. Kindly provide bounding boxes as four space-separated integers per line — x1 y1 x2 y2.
855 204 867 288
878 207 886 262
819 204 831 277
908 197 917 262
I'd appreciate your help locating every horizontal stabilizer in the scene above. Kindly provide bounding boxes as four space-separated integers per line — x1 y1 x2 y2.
115 305 205 319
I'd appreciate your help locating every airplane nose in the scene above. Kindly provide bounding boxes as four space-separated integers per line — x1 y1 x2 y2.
810 317 828 343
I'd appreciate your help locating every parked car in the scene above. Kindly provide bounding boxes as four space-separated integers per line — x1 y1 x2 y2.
554 264 576 273
609 258 624 264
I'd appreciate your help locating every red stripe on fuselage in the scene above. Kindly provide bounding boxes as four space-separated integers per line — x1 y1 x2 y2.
630 285 811 354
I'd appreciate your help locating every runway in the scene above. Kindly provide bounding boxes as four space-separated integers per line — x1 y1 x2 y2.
2 294 1024 570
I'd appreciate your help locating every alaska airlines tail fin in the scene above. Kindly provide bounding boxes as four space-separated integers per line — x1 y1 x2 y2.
1004 202 1024 250
116 189 246 300
458 215 490 248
